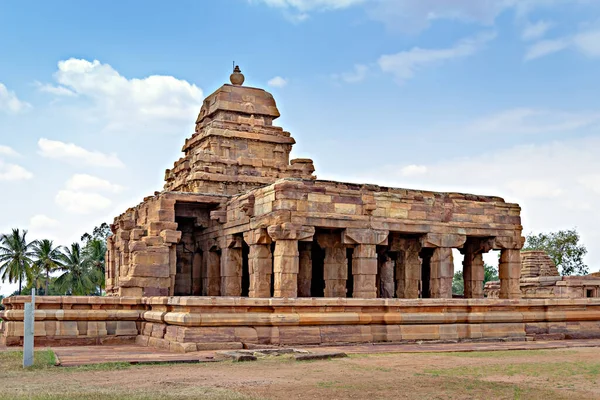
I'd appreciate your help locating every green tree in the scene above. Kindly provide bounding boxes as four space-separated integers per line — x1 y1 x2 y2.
523 229 588 276
31 239 64 295
484 263 499 282
452 263 499 295
55 243 95 296
81 223 111 245
84 239 106 294
452 270 464 295
80 223 111 295
0 229 35 295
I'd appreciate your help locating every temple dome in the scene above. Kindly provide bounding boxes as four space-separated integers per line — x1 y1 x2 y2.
195 66 280 125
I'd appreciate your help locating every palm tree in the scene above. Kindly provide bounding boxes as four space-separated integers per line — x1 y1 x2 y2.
83 239 106 295
32 239 64 295
55 243 95 296
0 229 35 295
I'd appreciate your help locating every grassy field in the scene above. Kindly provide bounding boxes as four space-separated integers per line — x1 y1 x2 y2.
1 347 599 399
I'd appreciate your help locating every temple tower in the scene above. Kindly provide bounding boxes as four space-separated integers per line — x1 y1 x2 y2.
164 66 316 195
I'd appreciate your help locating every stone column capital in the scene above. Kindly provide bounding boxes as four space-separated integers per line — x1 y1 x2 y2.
268 223 315 242
201 238 219 252
420 233 466 249
342 228 389 246
243 228 272 246
492 236 526 250
218 235 243 249
316 232 345 249
459 237 495 255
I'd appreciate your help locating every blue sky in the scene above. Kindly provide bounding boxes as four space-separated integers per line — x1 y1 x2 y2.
1 0 600 294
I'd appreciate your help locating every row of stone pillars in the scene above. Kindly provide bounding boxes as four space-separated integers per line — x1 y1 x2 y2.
200 224 522 299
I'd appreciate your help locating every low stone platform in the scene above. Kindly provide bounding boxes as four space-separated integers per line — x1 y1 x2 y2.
49 339 600 367
3 296 600 351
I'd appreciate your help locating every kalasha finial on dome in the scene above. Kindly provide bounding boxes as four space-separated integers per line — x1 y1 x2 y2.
230 65 245 86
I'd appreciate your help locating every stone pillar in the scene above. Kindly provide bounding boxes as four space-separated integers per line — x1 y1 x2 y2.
343 228 389 299
244 229 272 298
204 248 221 296
192 252 202 295
353 244 378 298
461 237 494 299
420 233 466 299
391 238 422 299
273 240 298 298
268 224 315 298
317 233 348 298
220 235 243 296
298 243 312 297
379 254 395 298
499 249 522 299
430 248 454 298
464 253 484 298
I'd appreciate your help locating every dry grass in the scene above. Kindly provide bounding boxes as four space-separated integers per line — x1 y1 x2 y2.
0 348 598 399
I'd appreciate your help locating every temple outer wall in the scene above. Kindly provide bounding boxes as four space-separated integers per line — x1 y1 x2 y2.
3 296 600 351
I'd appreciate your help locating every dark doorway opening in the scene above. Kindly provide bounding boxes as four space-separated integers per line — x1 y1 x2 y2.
311 243 325 297
346 248 354 298
270 243 276 297
587 289 595 298
419 248 434 299
241 242 250 297
174 216 196 296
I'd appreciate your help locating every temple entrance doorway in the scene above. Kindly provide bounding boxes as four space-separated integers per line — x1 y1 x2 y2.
174 216 196 296
311 243 325 297
346 248 354 298
419 248 434 299
241 242 250 297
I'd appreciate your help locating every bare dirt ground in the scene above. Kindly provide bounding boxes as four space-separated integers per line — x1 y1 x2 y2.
1 347 599 400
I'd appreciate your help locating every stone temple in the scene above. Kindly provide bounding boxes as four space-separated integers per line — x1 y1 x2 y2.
105 66 524 301
4 67 600 351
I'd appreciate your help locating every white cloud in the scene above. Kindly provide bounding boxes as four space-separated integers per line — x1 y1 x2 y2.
267 76 289 88
34 81 77 97
0 83 31 114
505 179 563 199
39 58 203 132
38 138 125 168
524 38 570 60
0 161 33 181
66 174 124 193
573 29 600 57
332 64 369 84
369 0 510 33
577 174 600 196
525 28 600 61
521 20 553 41
251 0 365 12
378 32 496 83
55 190 112 214
401 164 427 176
29 215 59 230
0 145 19 157
252 0 596 32
468 108 600 134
